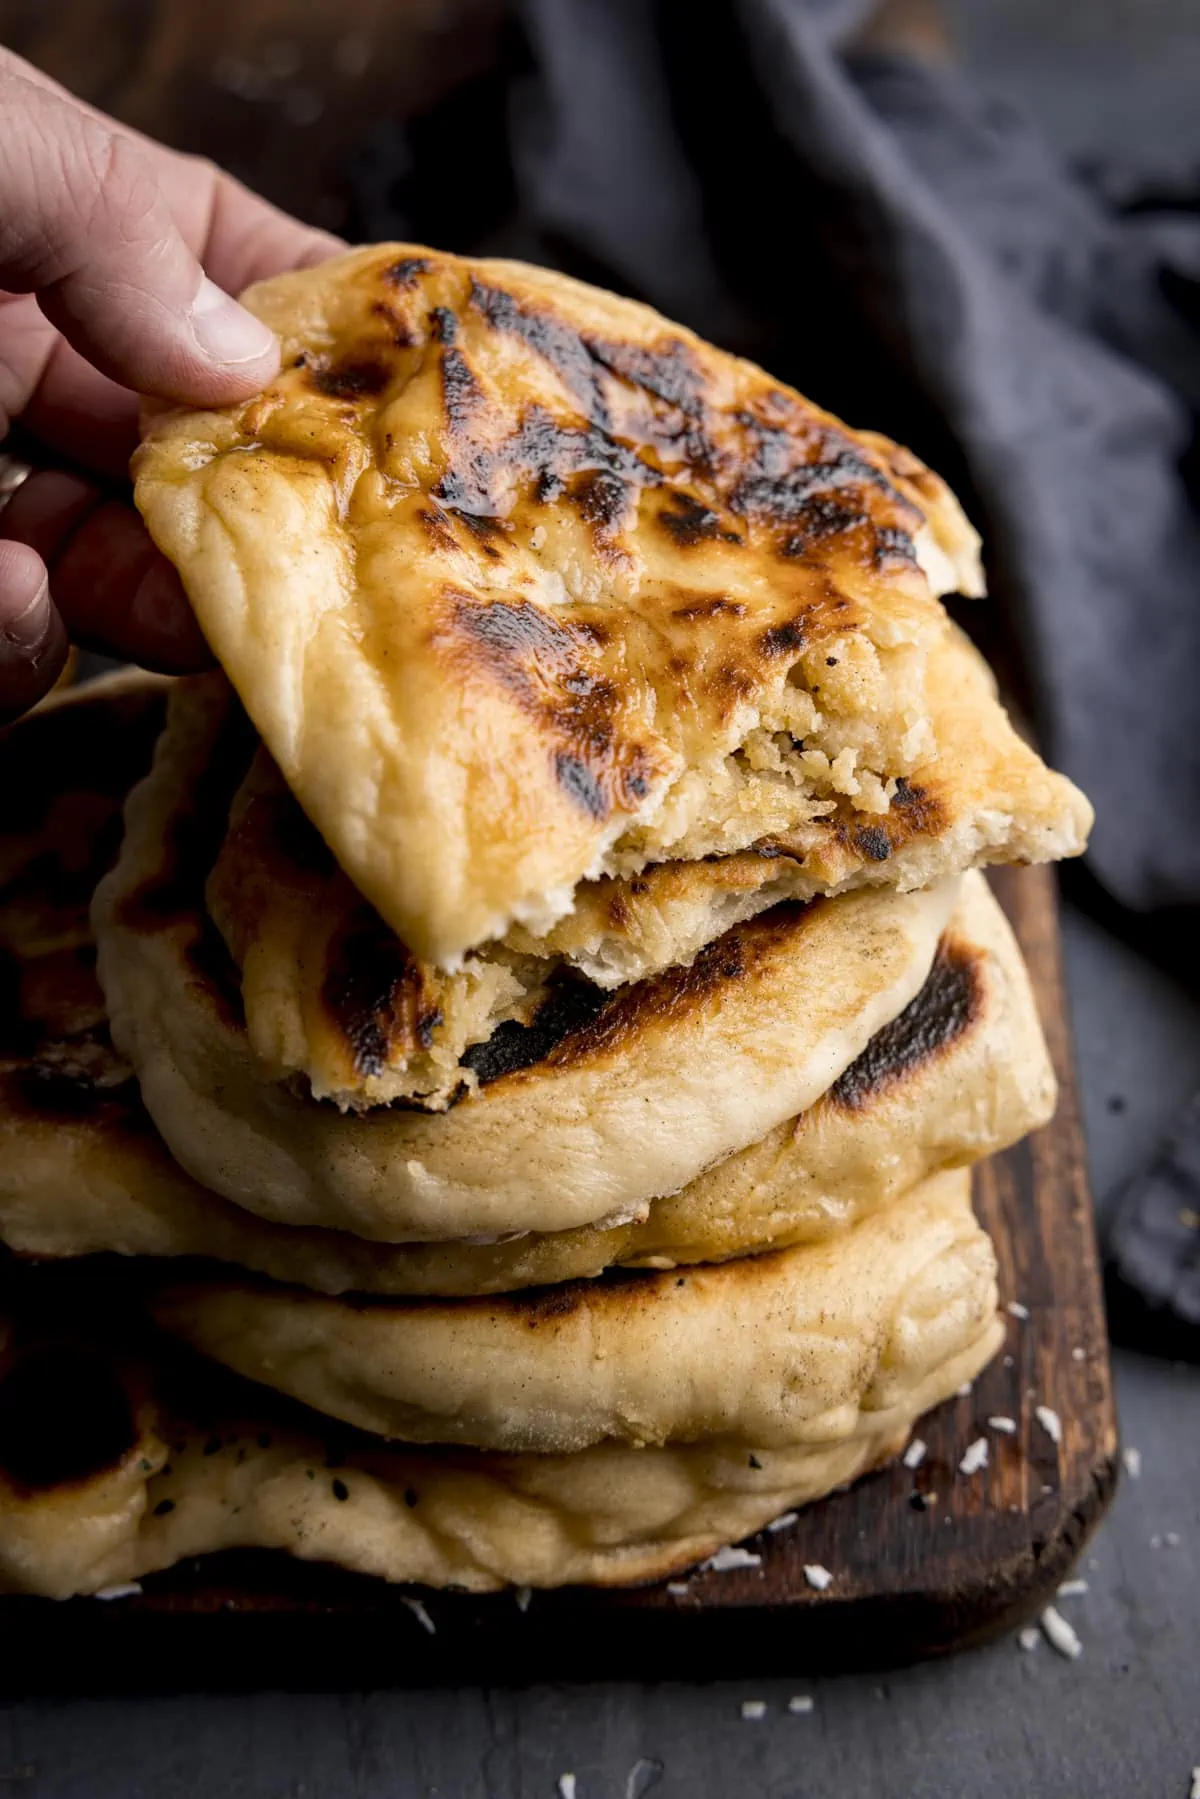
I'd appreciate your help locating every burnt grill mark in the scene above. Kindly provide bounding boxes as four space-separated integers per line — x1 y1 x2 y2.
469 281 609 425
657 493 742 548
0 1346 137 1491
311 360 391 401
583 335 705 415
434 403 658 522
461 979 609 1086
430 306 457 345
874 525 918 565
760 619 808 657
855 826 892 862
465 902 816 1088
383 257 432 288
778 495 869 557
440 345 485 433
449 593 657 821
671 596 747 621
554 752 608 819
830 937 983 1109
568 467 630 531
321 907 437 1081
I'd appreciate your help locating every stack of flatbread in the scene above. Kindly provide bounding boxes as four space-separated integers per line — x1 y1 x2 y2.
0 246 1091 1601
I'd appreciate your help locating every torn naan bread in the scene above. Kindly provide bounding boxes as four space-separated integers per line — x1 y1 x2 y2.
92 675 957 1241
133 242 1088 967
6 840 1050 1294
208 627 1069 1115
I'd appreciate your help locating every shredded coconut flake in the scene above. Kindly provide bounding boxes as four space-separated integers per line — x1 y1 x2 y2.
803 1563 833 1591
1040 1605 1082 1660
703 1545 762 1572
959 1438 989 1476
787 1695 815 1714
94 1582 143 1601
1018 1627 1040 1651
1035 1406 1062 1446
1057 1579 1088 1598
988 1416 1017 1434
400 1596 435 1635
902 1438 927 1469
514 1585 532 1613
1006 1301 1030 1321
766 1510 799 1533
666 1582 690 1598
740 1700 767 1721
1122 1446 1142 1479
558 1776 577 1799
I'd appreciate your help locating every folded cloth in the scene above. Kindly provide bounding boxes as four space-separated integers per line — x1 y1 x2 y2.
345 0 1200 1346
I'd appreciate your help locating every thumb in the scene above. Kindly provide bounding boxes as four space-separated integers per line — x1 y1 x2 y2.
0 56 279 406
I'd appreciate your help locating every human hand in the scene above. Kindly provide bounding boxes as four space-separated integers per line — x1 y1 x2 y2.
0 48 343 721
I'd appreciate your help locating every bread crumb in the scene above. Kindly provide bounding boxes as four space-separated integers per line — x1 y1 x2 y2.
94 1583 143 1601
703 1545 762 1572
1057 1579 1088 1598
558 1776 577 1799
1040 1605 1082 1660
959 1438 989 1476
767 1511 799 1533
988 1416 1017 1434
1006 1301 1030 1321
666 1582 690 1597
803 1564 834 1591
787 1695 815 1714
902 1438 927 1469
400 1596 435 1635
741 1700 767 1720
1018 1627 1040 1651
514 1586 532 1613
1035 1406 1062 1446
1122 1446 1142 1479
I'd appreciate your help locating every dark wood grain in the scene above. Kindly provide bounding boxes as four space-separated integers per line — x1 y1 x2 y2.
0 863 1118 1689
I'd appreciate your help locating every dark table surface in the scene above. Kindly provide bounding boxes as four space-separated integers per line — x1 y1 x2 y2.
2 2 1199 1792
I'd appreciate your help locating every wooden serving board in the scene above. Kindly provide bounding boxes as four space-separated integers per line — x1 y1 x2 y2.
2 863 1117 1689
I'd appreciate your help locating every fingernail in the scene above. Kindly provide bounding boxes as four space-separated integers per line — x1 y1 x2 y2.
188 276 279 370
0 545 52 649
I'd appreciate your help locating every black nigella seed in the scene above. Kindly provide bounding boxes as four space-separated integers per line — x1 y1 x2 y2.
257 1432 272 1449
154 1498 175 1517
404 1488 419 1508
332 1478 349 1502
202 1435 222 1456
748 1454 762 1470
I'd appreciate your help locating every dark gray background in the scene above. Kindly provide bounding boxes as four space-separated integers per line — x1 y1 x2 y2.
3 2 1200 1792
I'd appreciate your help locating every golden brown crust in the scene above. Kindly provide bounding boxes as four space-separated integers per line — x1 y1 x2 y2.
150 1169 998 1456
1 1248 1002 1597
92 678 959 1241
132 243 1014 964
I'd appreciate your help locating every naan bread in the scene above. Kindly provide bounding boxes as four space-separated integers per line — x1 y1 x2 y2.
209 628 1072 1113
134 242 1087 967
4 869 1051 1295
151 1170 997 1455
93 677 958 1241
0 1245 1001 1598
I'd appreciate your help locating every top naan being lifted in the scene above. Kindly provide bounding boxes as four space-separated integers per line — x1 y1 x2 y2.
134 244 1089 966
